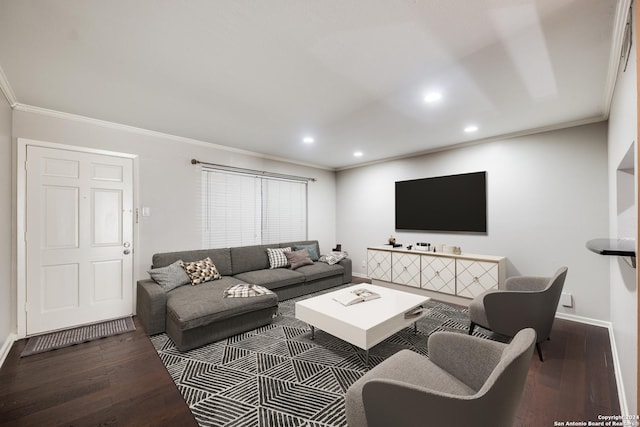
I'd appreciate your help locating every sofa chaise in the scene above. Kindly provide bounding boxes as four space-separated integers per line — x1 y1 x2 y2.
136 240 352 350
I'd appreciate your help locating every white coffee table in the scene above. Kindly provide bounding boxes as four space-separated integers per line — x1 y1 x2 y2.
295 284 429 366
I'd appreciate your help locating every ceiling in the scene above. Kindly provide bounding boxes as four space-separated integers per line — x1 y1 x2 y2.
0 0 625 169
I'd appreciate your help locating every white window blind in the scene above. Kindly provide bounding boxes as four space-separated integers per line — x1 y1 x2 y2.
201 169 307 248
261 178 307 244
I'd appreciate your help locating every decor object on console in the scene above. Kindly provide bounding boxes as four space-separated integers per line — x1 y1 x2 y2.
345 328 536 427
137 240 352 351
468 266 568 361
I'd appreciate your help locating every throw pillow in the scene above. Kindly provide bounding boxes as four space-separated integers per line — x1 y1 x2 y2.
223 284 275 298
266 247 291 269
292 244 319 261
147 260 191 292
284 248 314 270
180 257 222 285
319 251 348 266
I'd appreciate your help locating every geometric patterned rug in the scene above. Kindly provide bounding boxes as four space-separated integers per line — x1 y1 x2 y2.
151 286 502 427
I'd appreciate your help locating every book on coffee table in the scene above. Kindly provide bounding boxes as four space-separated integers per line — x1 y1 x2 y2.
333 288 381 306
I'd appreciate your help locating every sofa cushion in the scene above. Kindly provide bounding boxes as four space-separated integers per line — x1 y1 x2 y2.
166 276 278 330
319 251 348 265
230 244 271 274
267 247 291 269
295 262 344 281
281 241 320 260
147 260 191 292
285 249 314 270
180 257 222 285
233 268 305 290
152 248 233 276
292 244 319 261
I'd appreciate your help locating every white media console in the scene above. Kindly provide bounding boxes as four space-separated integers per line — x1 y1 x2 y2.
367 246 506 304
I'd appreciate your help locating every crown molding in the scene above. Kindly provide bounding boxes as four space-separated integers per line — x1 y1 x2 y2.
602 0 633 117
336 115 607 172
0 65 17 107
13 104 333 171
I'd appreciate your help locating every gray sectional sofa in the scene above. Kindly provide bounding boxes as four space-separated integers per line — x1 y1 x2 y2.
136 240 352 351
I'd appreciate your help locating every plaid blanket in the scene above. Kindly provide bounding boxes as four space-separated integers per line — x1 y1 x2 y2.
223 284 274 298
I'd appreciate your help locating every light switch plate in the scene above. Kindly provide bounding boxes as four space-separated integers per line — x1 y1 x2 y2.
560 292 573 307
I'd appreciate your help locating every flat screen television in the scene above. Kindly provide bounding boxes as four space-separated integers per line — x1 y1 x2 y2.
395 171 487 233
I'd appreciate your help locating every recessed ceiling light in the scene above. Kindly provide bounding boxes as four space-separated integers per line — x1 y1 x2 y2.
464 125 479 133
302 136 314 144
424 92 442 103
353 151 363 157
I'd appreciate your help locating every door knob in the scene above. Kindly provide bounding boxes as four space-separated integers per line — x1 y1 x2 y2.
123 249 131 255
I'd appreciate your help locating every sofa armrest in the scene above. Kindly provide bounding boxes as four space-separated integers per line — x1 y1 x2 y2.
136 279 167 335
338 257 352 283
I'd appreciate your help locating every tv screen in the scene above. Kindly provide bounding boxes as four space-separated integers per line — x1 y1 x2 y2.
395 171 487 233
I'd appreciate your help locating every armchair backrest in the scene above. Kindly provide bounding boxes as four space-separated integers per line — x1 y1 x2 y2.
484 267 568 341
537 267 568 338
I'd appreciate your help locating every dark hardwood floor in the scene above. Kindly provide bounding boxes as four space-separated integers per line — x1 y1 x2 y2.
514 317 620 427
0 318 197 427
0 292 620 426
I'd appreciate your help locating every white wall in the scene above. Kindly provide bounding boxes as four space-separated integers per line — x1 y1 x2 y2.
11 108 337 281
0 88 12 358
607 1 637 414
337 122 610 321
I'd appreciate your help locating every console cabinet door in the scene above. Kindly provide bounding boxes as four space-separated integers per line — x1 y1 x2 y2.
368 249 392 282
456 259 499 298
421 255 455 295
391 252 421 287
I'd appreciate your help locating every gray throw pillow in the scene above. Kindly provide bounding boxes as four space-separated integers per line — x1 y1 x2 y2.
293 244 319 261
148 260 191 292
284 248 314 270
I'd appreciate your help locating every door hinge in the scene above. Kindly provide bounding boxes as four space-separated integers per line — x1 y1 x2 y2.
135 208 139 224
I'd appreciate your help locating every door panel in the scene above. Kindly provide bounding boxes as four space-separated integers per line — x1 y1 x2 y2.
44 185 79 248
26 145 134 335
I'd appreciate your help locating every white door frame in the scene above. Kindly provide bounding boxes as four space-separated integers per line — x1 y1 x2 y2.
16 138 139 338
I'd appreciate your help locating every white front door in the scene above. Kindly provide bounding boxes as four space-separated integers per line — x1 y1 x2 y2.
25 145 134 335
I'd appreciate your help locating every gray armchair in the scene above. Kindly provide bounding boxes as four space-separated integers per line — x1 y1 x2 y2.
345 328 536 427
468 266 568 361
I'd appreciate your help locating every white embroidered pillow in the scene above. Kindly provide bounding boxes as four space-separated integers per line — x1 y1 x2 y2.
266 247 291 269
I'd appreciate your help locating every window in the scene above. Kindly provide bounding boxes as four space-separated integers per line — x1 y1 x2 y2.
201 168 307 248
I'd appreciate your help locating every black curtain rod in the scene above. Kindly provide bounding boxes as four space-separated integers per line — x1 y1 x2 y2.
191 159 317 182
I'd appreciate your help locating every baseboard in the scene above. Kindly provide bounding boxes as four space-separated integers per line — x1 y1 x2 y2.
555 312 611 328
605 324 629 416
352 272 369 279
0 333 16 368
